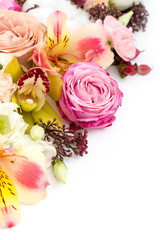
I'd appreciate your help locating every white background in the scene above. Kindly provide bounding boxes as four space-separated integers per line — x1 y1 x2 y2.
1 0 160 239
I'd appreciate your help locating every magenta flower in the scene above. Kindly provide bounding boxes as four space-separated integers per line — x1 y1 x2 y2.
58 62 123 129
0 0 21 11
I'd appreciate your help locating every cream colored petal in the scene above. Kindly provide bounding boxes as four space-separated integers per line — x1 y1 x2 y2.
62 23 114 69
47 11 70 55
0 168 21 228
1 146 49 205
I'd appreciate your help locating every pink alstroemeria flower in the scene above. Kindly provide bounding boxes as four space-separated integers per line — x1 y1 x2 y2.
0 143 49 228
32 11 114 77
0 0 21 11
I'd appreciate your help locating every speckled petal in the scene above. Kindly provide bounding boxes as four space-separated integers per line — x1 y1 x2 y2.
0 168 20 228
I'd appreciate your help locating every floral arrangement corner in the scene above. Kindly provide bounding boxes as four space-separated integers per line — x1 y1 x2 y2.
0 0 151 229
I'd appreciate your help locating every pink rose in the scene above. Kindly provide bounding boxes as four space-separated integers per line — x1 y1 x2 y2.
58 62 123 129
0 73 17 102
0 0 21 11
0 10 46 65
97 16 136 61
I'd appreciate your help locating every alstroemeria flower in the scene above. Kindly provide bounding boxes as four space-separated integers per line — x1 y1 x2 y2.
17 67 50 112
0 143 49 228
33 11 114 77
13 134 57 168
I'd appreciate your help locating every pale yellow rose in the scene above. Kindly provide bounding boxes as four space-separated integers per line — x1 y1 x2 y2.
0 10 46 65
0 73 17 102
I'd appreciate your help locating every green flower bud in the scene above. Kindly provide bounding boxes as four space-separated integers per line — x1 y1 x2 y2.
119 10 134 26
52 160 67 184
30 125 45 141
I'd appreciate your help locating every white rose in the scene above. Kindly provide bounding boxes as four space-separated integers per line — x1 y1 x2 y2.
111 0 144 11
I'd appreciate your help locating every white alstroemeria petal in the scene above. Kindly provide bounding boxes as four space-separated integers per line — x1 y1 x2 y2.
12 134 56 168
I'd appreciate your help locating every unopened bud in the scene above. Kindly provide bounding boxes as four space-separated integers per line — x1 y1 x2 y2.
119 10 134 26
124 64 137 76
137 64 151 75
52 160 67 184
30 125 45 140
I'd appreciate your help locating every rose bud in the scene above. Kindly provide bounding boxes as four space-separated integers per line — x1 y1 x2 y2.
124 64 137 76
137 64 151 75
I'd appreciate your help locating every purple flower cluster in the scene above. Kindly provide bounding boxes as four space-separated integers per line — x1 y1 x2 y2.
39 119 88 164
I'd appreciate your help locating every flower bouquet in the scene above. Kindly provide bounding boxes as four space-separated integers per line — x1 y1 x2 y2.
0 0 151 229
